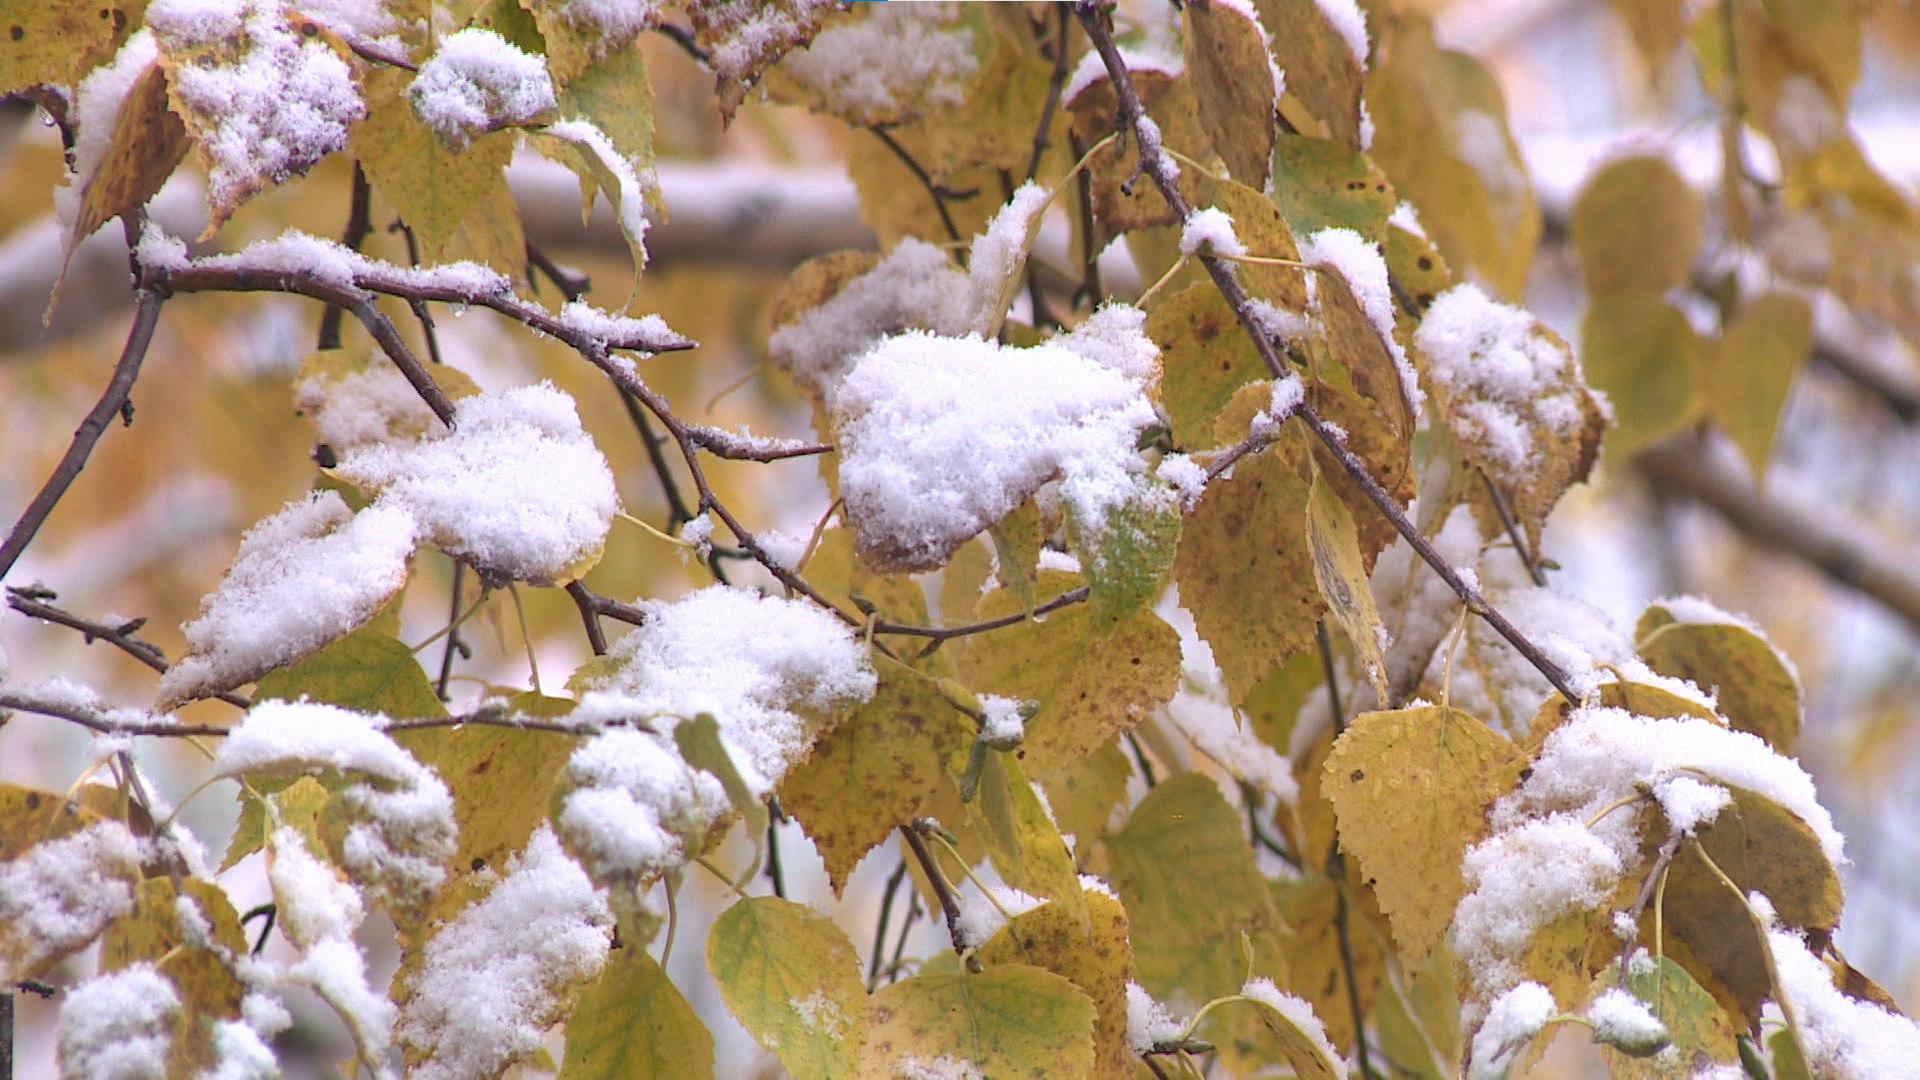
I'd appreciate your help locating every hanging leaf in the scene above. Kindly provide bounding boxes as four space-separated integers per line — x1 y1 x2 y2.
970 751 1085 923
1255 0 1368 147
1594 957 1741 1079
1703 293 1812 476
709 896 869 1080
859 965 1096 1079
1184 0 1279 190
1635 606 1802 754
1305 467 1392 703
1571 155 1705 300
70 62 189 249
255 624 447 719
978 884 1139 1080
1579 294 1704 461
353 67 517 259
560 946 714 1080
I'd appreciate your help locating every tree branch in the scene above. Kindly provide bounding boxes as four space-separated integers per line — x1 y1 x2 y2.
0 687 635 737
5 588 252 709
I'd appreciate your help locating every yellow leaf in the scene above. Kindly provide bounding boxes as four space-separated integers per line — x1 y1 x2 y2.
451 171 529 282
1579 294 1704 461
1184 0 1277 190
100 876 249 1075
254 625 446 719
1374 941 1463 1080
1212 177 1312 310
1571 156 1704 300
70 62 189 249
352 67 516 259
1254 0 1367 147
956 569 1181 772
1321 705 1526 966
0 784 144 983
1270 873 1390 1053
708 896 869 1080
559 945 715 1080
977 883 1138 1080
1306 468 1391 703
782 663 971 893
1247 994 1348 1080
1366 14 1539 298
1031 740 1130 872
859 965 1096 1080
1174 386 1321 701
0 0 144 94
1704 293 1812 476
1635 607 1802 754
1106 774 1285 1007
1148 284 1271 450
1608 0 1689 72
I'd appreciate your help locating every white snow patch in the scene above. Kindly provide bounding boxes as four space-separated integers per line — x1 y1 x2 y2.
396 828 612 1080
1469 981 1555 1080
1181 207 1249 259
411 29 556 148
1586 988 1667 1052
1241 978 1348 1077
768 239 971 403
296 361 445 452
953 885 1044 949
158 491 416 704
1315 0 1371 66
967 182 1052 331
1770 924 1920 1078
784 3 978 124
1064 46 1183 106
1125 981 1187 1052
0 820 143 982
1302 227 1423 417
56 963 180 1080
978 695 1028 748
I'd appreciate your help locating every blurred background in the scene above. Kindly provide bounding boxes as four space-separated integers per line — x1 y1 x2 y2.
5 0 1920 1074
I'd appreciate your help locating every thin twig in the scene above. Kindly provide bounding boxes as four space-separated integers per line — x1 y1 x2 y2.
902 822 968 954
869 859 909 988
868 125 964 245
1480 471 1547 587
565 580 610 657
5 589 251 709
436 563 467 700
0 289 163 583
870 586 1091 641
317 163 372 351
653 22 711 66
0 688 628 737
526 242 591 301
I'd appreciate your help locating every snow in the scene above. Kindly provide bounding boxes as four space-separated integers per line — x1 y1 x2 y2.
225 703 458 905
544 119 650 268
767 238 971 403
1415 283 1592 478
1301 228 1423 416
1248 299 1313 348
296 362 443 451
1645 594 1767 637
1586 988 1667 1052
791 990 853 1037
1769 924 1920 1077
1388 201 1426 238
157 491 416 705
0 820 142 982
952 885 1043 948
1156 453 1208 509
334 383 618 586
1162 600 1300 800
1181 207 1249 259
977 695 1028 749
967 182 1052 331
558 587 874 881
896 1056 986 1080
56 963 180 1080
548 0 660 47
1651 775 1731 834
1432 581 1631 732
1469 981 1555 1080
146 0 364 216
1064 45 1183 106
1241 978 1348 1077
555 301 676 349
396 828 612 1080
293 938 395 1067
1454 704 1846 1004
678 513 714 561
783 3 978 124
410 29 556 149
206 1020 280 1080
267 826 363 947
1125 981 1187 1052
1314 0 1371 67
833 327 1160 572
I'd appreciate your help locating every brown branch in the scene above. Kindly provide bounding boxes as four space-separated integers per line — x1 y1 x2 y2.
317 164 372 351
1074 3 1583 705
902 821 968 954
0 687 633 737
869 125 965 245
870 586 1091 641
5 589 252 709
1638 439 1920 633
0 288 163 583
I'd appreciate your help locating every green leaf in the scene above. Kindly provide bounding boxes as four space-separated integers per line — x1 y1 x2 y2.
560 946 715 1080
1149 284 1272 450
1580 294 1702 460
1184 0 1278 190
956 569 1181 772
1305 471 1392 702
1571 156 1704 299
978 884 1138 1079
1596 957 1739 1078
255 624 447 719
781 663 971 894
708 896 869 1080
1075 489 1182 623
221 774 332 871
1705 293 1812 476
1106 774 1284 1007
859 966 1096 1080
676 713 768 888
1270 134 1396 242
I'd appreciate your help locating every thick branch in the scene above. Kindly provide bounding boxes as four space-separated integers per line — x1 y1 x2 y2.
1638 441 1920 633
0 288 163 583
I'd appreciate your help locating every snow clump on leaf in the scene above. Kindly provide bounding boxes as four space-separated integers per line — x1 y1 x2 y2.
832 306 1162 573
157 490 416 707
334 382 618 586
56 963 180 1080
410 29 556 148
557 585 875 884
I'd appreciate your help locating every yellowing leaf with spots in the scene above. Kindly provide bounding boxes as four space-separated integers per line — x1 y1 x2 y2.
1306 468 1391 703
561 945 714 1080
1635 603 1802 754
1174 386 1322 701
709 896 869 1080
1572 156 1704 300
858 965 1096 1080
956 569 1181 772
255 624 446 719
1210 176 1312 310
783 662 972 893
353 67 516 259
1184 0 1277 190
1322 705 1526 965
1070 66 1215 233
70 62 189 249
1255 0 1367 147
978 884 1138 1080
1271 133 1397 242
1106 774 1285 1009
1149 284 1271 450
99 876 249 1076
1 0 145 94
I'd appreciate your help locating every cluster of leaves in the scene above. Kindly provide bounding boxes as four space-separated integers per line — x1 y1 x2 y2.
3 0 1919 1079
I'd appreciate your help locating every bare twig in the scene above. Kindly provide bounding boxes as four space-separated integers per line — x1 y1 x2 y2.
5 589 252 709
868 125 964 245
870 586 1091 641
317 163 372 351
0 687 630 737
902 821 968 954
